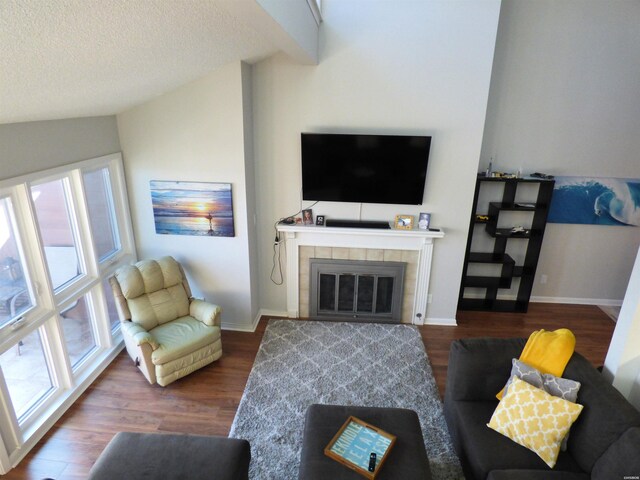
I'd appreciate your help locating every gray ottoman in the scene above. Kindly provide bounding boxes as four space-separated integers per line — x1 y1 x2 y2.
88 432 251 480
299 404 432 479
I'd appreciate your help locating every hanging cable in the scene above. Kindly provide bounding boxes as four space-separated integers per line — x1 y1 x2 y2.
270 241 283 285
270 200 320 285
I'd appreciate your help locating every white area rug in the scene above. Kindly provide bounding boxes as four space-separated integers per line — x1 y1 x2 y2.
229 319 463 479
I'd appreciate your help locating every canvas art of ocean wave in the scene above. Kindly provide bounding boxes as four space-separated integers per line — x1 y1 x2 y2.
548 176 640 226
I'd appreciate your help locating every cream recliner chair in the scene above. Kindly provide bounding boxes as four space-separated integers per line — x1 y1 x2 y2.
109 256 222 386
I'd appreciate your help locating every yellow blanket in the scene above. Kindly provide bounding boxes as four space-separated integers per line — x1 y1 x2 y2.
497 328 576 400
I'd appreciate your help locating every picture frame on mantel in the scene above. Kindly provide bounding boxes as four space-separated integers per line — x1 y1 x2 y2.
394 215 414 230
418 213 431 230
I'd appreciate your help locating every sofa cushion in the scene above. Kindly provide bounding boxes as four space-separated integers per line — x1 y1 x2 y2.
447 400 583 480
488 377 583 468
502 359 581 451
503 360 581 402
590 427 640 480
562 352 640 472
487 470 589 480
446 337 526 402
151 316 221 365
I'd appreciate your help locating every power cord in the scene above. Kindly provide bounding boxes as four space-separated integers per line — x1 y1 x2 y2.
270 241 284 285
270 201 319 285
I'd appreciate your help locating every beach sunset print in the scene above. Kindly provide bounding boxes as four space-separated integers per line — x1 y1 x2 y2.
150 181 234 237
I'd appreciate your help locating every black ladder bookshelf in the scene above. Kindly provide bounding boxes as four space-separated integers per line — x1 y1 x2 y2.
458 175 555 312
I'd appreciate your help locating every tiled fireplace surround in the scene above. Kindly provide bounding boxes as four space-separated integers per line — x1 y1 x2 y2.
276 225 445 325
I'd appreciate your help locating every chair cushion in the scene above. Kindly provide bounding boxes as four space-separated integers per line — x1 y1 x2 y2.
116 257 189 330
151 316 221 365
116 257 183 298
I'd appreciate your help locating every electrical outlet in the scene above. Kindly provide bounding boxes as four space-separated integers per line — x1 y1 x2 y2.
540 274 548 284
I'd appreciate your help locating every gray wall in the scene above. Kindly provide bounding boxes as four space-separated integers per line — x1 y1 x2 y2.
0 116 121 180
481 0 640 303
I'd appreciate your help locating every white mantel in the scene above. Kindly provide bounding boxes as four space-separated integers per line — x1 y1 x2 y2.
276 224 445 325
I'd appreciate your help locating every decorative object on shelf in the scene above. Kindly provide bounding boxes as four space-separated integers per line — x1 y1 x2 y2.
316 215 325 226
510 226 528 235
458 175 554 313
548 176 640 226
302 209 314 225
530 172 555 179
394 214 414 230
418 212 431 230
150 180 234 237
324 416 396 479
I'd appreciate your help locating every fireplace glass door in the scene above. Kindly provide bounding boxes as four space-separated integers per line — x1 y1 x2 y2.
311 260 405 323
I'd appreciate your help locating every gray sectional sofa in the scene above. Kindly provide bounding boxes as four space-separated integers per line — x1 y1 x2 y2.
444 337 640 480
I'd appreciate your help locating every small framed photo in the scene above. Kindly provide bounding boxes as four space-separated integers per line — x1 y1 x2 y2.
302 209 314 225
394 215 414 230
316 215 325 226
418 212 431 230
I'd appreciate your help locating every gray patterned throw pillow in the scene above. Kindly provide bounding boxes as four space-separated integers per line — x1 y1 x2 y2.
502 359 581 450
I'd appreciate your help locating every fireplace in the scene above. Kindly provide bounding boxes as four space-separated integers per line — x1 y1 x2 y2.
310 259 405 323
276 223 445 325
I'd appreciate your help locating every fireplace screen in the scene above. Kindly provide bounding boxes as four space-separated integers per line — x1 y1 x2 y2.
310 259 405 323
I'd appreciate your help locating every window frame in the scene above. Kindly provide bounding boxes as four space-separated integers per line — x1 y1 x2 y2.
0 153 134 473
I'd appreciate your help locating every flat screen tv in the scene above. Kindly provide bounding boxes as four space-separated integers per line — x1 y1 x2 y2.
301 133 431 205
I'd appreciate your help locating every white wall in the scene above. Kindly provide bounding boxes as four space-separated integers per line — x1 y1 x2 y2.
604 246 640 411
0 116 120 181
117 62 258 330
481 0 640 303
253 0 502 322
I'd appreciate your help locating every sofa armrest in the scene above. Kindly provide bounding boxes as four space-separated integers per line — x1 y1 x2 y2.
190 299 222 327
121 321 159 350
445 337 526 402
591 427 640 480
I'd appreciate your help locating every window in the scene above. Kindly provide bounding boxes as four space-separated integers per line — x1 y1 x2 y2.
0 153 133 473
83 167 120 261
60 294 97 369
0 196 34 327
31 178 84 291
0 327 55 422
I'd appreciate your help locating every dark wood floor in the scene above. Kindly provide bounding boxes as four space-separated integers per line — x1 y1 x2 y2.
5 304 615 479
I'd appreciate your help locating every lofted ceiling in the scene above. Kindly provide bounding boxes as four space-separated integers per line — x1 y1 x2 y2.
0 0 315 125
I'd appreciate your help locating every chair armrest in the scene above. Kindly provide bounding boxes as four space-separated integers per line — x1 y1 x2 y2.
190 299 221 327
121 321 159 350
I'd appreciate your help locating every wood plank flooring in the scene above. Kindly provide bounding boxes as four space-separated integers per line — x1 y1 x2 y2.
4 304 615 479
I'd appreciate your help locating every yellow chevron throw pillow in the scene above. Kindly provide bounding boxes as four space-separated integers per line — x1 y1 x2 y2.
487 376 583 468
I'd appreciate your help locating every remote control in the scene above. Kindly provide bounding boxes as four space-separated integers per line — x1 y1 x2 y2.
368 452 377 472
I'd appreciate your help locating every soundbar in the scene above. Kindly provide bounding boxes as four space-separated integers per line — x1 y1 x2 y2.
325 219 391 229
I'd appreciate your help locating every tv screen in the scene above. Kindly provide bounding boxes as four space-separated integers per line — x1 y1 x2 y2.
301 133 431 205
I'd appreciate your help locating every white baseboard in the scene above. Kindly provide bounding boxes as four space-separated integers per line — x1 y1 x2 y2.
221 309 288 333
424 317 457 326
465 292 622 307
530 296 623 307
